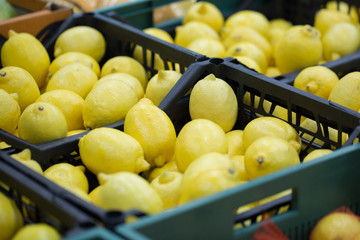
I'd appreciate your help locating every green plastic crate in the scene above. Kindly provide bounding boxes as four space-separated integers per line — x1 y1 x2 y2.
63 227 125 240
116 141 360 240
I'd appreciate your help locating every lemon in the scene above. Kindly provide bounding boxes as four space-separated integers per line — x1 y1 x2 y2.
0 66 40 112
95 172 163 214
182 1 224 33
0 141 11 149
124 98 177 167
309 212 360 240
88 186 101 205
100 56 148 89
265 67 281 77
226 42 268 73
147 159 179 183
186 37 226 58
244 136 300 179
57 183 92 202
78 127 150 175
226 130 245 156
150 171 183 209
303 149 333 162
224 10 270 39
274 25 322 74
326 1 359 23
174 21 220 48
1 30 50 88
67 129 87 136
10 149 43 175
175 119 228 173
268 18 292 50
242 116 301 153
54 26 106 62
143 28 174 43
293 66 339 99
18 102 68 144
328 71 360 111
97 73 144 100
44 163 89 193
230 155 249 181
36 90 85 131
233 56 263 73
46 63 98 99
189 74 238 132
179 152 241 204
314 8 353 36
322 22 360 61
222 26 272 63
48 51 100 79
0 89 20 133
144 70 182 106
0 191 23 240
83 79 138 129
12 223 61 240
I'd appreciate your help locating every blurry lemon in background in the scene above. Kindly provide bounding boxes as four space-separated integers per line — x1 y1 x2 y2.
124 98 177 167
36 90 85 131
147 159 179 183
303 149 333 162
175 119 228 173
12 223 60 240
0 66 40 111
78 128 150 175
326 0 359 23
0 191 23 240
10 149 43 175
1 30 50 88
186 37 226 58
189 74 238 132
145 70 182 106
293 66 339 99
143 28 174 43
100 56 148 89
230 155 249 181
234 56 262 73
182 1 224 33
314 8 353 35
46 63 98 99
226 130 245 156
54 26 106 62
0 89 20 133
18 102 68 144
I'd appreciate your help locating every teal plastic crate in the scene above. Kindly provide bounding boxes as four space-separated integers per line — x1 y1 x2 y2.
63 227 124 240
116 141 360 240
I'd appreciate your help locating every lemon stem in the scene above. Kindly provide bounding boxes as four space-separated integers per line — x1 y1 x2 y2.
0 72 5 77
38 106 44 111
228 167 236 174
257 157 264 165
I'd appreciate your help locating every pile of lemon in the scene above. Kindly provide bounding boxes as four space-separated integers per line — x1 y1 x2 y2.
171 1 360 76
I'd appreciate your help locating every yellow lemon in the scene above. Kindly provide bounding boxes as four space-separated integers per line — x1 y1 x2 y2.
310 212 360 240
179 152 241 204
328 71 360 111
18 102 68 144
95 172 163 214
226 130 245 156
124 98 177 167
147 159 179 183
78 127 150 175
233 55 263 73
36 90 85 131
303 149 333 162
274 25 322 74
48 51 100 79
226 42 268 73
186 37 226 58
46 63 98 99
10 149 43 174
265 67 281 77
97 73 144 100
268 18 292 51
326 1 359 23
0 89 20 133
189 74 238 132
314 8 353 36
293 66 339 99
83 79 138 129
174 21 220 48
322 22 360 61
175 119 228 173
143 28 174 43
12 223 61 240
54 26 106 62
230 155 249 181
88 186 101 205
150 171 183 209
222 26 272 63
0 191 23 240
0 66 40 111
224 10 270 39
1 30 50 88
57 183 92 202
243 116 302 153
44 163 89 193
144 70 182 106
100 56 148 89
244 136 300 179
